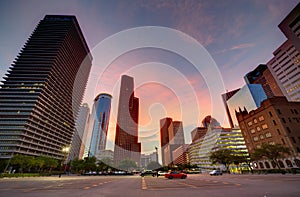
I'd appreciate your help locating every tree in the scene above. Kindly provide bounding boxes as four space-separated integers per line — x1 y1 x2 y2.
231 154 253 174
209 149 234 173
42 156 58 174
10 154 27 173
97 157 113 171
146 161 162 170
251 143 290 170
83 157 97 172
35 156 46 172
70 158 84 174
118 159 137 171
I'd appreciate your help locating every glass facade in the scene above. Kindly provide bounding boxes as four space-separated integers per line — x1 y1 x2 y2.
0 15 92 159
114 75 141 167
89 93 112 157
227 84 267 127
188 128 249 172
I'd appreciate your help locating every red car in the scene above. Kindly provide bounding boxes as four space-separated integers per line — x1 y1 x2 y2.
165 171 187 179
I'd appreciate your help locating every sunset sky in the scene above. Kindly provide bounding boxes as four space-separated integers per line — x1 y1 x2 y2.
0 0 299 155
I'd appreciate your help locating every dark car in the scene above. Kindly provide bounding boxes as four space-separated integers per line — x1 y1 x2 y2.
165 171 187 179
141 170 155 177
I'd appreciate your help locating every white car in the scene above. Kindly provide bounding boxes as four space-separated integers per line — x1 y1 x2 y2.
158 171 167 176
209 170 222 176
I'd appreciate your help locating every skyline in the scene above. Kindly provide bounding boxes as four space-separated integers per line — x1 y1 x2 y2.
0 0 299 154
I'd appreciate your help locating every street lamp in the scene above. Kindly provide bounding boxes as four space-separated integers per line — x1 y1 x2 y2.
59 146 70 178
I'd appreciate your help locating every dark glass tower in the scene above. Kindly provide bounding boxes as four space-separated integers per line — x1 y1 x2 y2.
0 15 92 159
114 75 141 167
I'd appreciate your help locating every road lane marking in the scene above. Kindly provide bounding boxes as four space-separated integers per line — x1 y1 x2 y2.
142 177 147 190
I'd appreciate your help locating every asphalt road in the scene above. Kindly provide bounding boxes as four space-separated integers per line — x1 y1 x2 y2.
0 174 300 197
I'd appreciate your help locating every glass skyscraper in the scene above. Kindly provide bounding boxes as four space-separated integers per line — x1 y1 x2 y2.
227 84 267 128
114 75 141 167
160 118 185 166
89 93 112 158
0 15 92 159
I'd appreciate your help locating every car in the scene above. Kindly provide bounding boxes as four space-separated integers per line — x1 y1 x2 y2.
165 171 187 179
209 170 222 176
140 170 155 177
157 171 167 176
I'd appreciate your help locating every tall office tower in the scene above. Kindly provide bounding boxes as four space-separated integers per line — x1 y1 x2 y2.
226 84 267 128
267 40 300 101
114 75 141 167
172 121 185 145
279 3 300 52
236 97 300 170
0 15 92 160
89 93 112 158
221 89 240 128
69 103 90 160
267 4 300 101
160 118 185 166
244 64 284 98
160 117 173 166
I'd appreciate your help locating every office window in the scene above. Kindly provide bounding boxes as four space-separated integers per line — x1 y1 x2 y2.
273 120 277 126
253 136 259 141
282 138 286 144
291 137 296 143
277 109 282 115
256 127 261 131
277 129 281 135
248 121 253 126
269 111 273 117
250 129 255 134
254 119 258 124
286 127 291 133
282 118 286 123
259 116 265 121
262 124 268 130
260 134 264 139
266 132 272 138
256 144 261 149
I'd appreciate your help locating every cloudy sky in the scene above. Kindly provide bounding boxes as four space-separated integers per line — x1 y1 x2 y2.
0 0 298 155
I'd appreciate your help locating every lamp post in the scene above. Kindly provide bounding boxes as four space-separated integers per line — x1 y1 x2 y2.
59 146 70 178
155 146 158 163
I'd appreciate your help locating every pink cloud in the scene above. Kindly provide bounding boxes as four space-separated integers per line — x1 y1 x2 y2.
214 42 255 54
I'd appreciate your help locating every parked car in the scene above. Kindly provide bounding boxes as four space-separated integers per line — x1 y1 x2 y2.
141 170 155 177
157 171 167 176
165 171 187 179
209 170 222 176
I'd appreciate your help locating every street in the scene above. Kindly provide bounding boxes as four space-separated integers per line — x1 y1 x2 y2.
0 174 300 197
